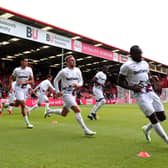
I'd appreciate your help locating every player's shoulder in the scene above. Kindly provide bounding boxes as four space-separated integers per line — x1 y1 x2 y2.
122 59 136 68
61 67 68 73
14 66 21 71
26 66 33 71
141 60 149 66
74 67 81 72
42 79 48 83
96 71 104 76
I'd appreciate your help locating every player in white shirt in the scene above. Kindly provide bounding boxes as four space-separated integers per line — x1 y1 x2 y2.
45 55 96 136
0 82 35 114
118 45 168 144
28 75 56 115
88 66 107 120
6 57 34 128
0 81 16 114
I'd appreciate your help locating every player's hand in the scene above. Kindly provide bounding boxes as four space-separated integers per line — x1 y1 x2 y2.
18 80 25 85
72 83 78 88
56 92 63 97
131 84 143 92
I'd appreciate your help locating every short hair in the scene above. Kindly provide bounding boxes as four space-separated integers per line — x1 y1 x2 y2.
65 55 74 62
130 45 141 55
20 56 28 62
47 74 52 79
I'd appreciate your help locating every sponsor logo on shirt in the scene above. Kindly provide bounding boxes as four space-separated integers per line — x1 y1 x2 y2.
66 77 78 80
134 69 148 75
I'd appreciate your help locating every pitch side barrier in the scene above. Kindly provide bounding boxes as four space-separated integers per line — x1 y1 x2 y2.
0 98 136 107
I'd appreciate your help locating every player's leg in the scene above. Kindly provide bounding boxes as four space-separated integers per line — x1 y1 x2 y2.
148 113 168 143
0 101 2 114
7 94 15 114
16 89 33 128
66 95 96 135
44 96 50 114
88 88 105 120
44 97 63 117
137 93 168 143
8 106 13 114
45 94 71 118
152 92 166 122
28 95 42 114
136 93 153 142
71 105 96 135
150 92 168 143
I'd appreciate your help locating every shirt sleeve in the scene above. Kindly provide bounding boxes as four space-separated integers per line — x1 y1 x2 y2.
48 81 56 91
78 69 83 87
119 63 129 76
12 68 17 77
95 72 100 79
34 84 40 91
29 68 33 77
77 69 83 87
145 61 150 73
54 70 63 93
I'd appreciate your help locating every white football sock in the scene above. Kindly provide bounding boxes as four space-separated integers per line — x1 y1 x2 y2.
8 106 13 111
75 112 88 130
23 115 31 125
145 123 153 132
48 109 62 115
4 103 9 108
45 102 49 109
152 122 168 143
29 104 38 114
90 99 105 114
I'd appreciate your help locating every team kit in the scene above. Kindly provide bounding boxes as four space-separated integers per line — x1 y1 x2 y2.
0 45 168 144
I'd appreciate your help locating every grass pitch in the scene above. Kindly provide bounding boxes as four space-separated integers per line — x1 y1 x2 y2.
0 103 168 168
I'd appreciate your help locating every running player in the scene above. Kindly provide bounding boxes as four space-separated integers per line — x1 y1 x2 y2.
87 66 107 120
28 75 56 115
0 82 36 114
0 81 16 114
45 55 96 136
118 45 168 143
3 57 34 128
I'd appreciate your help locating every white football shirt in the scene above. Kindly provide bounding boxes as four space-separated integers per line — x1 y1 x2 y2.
54 67 83 94
119 59 152 92
94 71 107 89
34 79 55 93
12 66 33 87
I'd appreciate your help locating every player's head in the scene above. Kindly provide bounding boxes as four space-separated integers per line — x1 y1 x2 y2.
130 45 142 62
101 65 108 73
47 74 52 81
20 56 28 68
65 55 76 68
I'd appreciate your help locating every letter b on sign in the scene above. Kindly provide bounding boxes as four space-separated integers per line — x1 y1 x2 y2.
26 27 38 40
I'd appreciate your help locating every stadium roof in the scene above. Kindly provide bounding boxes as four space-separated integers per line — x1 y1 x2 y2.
0 7 168 77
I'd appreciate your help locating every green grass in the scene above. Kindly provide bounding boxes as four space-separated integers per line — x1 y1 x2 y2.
0 103 168 168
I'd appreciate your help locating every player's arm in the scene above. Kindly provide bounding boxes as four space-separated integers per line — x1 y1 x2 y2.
29 87 37 97
33 84 40 92
118 74 142 92
9 68 16 90
8 75 14 91
48 81 56 93
93 73 104 87
22 75 34 85
54 71 63 97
